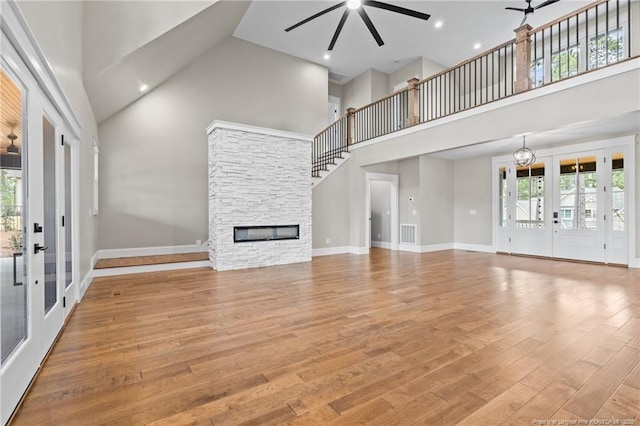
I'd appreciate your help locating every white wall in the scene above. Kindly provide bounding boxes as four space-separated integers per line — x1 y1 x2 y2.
18 1 99 280
98 36 327 250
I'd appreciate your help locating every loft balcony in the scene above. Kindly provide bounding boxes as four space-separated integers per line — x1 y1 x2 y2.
312 0 640 177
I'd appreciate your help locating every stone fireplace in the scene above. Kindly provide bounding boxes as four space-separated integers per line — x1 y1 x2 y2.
207 121 312 271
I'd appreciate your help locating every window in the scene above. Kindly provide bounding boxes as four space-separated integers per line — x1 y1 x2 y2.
611 153 624 231
499 167 507 227
551 45 579 82
588 28 624 70
531 44 579 87
559 157 597 230
515 163 545 228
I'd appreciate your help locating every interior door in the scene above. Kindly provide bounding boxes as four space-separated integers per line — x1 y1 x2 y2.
552 151 605 262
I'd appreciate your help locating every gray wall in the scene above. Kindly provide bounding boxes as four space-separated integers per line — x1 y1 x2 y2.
398 158 420 243
312 162 350 249
453 156 493 246
370 181 391 243
18 1 100 279
98 36 328 250
420 156 454 245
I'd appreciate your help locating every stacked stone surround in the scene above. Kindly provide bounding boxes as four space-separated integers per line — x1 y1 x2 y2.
207 121 312 271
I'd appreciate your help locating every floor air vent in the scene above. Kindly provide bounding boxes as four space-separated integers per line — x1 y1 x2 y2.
400 224 417 245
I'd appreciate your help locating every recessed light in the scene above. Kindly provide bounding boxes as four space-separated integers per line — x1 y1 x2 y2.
139 84 149 92
473 43 482 50
323 53 331 60
347 0 361 10
434 20 443 29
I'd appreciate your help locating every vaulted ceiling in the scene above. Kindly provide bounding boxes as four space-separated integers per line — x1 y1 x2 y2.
84 0 600 123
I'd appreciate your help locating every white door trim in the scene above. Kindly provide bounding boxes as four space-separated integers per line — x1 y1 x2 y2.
366 172 399 252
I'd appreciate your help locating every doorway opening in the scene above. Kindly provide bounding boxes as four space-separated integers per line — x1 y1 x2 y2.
366 173 399 251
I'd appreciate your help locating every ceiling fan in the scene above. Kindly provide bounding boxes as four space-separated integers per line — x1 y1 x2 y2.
506 0 561 26
285 0 430 51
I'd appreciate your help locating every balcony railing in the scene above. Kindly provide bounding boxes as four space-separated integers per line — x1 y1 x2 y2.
312 0 637 176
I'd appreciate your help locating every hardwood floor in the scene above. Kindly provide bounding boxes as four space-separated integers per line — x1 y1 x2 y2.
94 253 209 269
11 249 640 425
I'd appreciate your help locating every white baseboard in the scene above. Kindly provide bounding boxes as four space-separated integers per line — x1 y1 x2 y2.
312 246 369 256
629 258 640 268
397 243 422 253
371 241 393 249
93 260 211 277
420 243 455 253
453 243 496 253
79 268 93 300
97 243 208 259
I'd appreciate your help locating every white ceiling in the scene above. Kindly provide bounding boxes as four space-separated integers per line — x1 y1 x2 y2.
234 0 591 83
84 1 250 123
429 111 640 160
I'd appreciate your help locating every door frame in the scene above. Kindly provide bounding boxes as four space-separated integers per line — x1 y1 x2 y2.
1 3 82 424
492 136 636 264
365 172 399 252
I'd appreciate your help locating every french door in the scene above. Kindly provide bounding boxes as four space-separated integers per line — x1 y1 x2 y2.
1 39 76 425
496 145 631 265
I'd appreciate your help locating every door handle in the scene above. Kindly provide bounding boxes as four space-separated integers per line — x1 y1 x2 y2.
13 252 23 286
34 244 48 254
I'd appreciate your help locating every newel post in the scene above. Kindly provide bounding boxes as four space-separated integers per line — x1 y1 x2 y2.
407 77 420 126
346 107 356 146
514 24 533 93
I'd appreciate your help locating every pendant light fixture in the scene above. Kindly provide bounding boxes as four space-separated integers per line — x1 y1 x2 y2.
6 128 19 155
513 135 535 166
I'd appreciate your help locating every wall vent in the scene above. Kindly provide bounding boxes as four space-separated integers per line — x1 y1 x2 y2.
400 224 417 245
328 72 346 82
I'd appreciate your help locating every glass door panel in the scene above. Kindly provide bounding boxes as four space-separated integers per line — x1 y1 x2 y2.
510 159 552 257
64 139 72 288
553 151 605 262
42 116 57 314
0 68 28 364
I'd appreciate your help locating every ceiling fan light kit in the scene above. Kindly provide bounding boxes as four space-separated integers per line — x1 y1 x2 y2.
285 0 430 51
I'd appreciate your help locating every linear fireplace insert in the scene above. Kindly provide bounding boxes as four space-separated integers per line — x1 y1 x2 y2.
233 225 300 243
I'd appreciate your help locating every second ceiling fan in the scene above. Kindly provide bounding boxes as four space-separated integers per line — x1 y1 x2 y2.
285 0 431 51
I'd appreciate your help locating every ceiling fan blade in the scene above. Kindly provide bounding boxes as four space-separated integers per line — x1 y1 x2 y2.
364 0 430 21
328 9 351 51
535 0 560 9
505 7 527 11
357 7 384 46
285 2 346 32
520 14 529 26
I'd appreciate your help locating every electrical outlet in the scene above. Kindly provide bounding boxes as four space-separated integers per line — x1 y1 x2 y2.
196 239 201 246
326 238 331 244
412 209 417 215
470 209 477 216
377 233 381 239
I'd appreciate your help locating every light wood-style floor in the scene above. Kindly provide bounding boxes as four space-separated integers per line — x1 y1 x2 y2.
94 252 209 269
12 250 640 425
